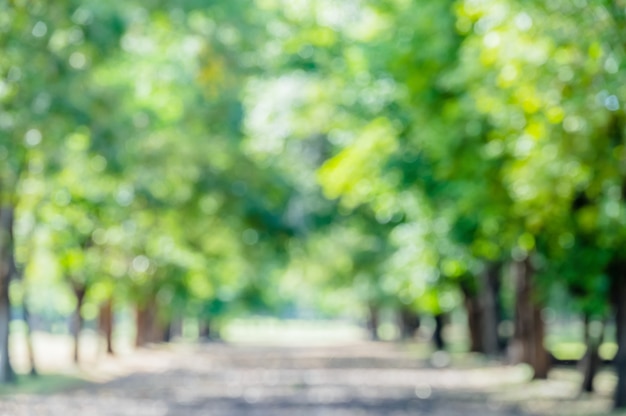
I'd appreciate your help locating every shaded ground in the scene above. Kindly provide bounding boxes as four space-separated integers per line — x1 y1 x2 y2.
0 338 624 416
0 341 620 415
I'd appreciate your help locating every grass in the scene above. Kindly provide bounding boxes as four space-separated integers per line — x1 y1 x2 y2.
0 373 87 396
490 368 604 415
550 341 618 362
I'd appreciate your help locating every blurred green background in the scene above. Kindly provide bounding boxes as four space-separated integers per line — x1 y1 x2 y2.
2 0 626 408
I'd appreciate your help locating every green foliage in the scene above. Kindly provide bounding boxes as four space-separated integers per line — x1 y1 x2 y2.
0 0 624 362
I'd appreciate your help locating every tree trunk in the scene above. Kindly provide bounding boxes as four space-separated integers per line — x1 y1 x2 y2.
463 288 483 353
367 304 380 341
461 264 502 355
0 207 15 382
510 257 549 379
433 313 446 350
169 315 183 340
614 269 626 408
23 302 37 376
398 307 420 340
135 299 163 347
99 299 114 355
136 303 153 347
199 318 212 341
580 314 604 393
71 285 86 364
531 304 549 379
161 319 172 343
481 263 502 356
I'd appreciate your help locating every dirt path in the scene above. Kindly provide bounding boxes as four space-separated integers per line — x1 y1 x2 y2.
0 342 542 415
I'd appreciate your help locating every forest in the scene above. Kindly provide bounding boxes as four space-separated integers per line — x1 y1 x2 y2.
2 0 626 412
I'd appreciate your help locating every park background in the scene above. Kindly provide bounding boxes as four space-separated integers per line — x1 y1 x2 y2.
1 0 626 414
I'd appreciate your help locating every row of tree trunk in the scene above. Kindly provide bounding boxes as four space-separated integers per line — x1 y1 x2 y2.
462 256 626 409
2 202 626 409
123 256 626 410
